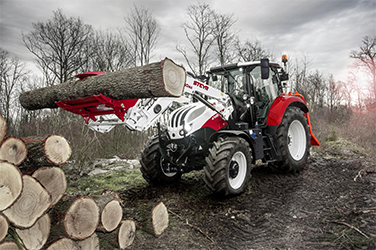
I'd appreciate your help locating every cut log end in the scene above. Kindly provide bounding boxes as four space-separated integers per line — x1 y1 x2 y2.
76 233 100 250
45 135 72 165
0 162 23 211
32 167 67 206
162 58 186 97
0 241 25 250
118 219 136 249
101 200 123 232
46 238 80 250
16 213 50 250
152 202 169 237
0 137 27 166
2 175 51 228
64 197 99 240
0 214 8 243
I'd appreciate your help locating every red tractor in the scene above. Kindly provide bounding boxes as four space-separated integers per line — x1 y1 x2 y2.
58 56 320 196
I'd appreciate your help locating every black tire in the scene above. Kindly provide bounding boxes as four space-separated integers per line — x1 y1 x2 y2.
270 106 311 173
204 137 252 196
140 136 181 185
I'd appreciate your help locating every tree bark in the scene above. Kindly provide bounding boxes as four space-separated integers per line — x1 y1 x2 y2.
2 175 51 228
0 214 8 243
19 58 186 110
76 232 99 250
92 193 122 233
46 238 80 250
49 195 99 240
32 167 67 206
20 135 72 169
0 137 27 166
0 114 6 143
0 162 23 211
15 213 50 250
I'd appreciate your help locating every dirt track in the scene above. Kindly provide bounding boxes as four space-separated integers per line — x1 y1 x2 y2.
118 155 375 250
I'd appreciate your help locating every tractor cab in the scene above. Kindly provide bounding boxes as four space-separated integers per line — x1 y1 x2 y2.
207 59 288 128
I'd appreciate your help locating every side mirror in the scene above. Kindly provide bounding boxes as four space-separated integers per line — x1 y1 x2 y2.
212 74 218 81
261 58 270 79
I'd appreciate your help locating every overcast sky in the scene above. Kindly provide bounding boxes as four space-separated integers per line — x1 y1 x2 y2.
0 0 375 82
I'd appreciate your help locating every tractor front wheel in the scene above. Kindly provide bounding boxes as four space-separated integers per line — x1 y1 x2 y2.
271 106 311 173
204 137 252 196
140 136 181 185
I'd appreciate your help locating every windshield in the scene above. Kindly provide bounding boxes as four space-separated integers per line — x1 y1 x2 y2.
207 68 245 93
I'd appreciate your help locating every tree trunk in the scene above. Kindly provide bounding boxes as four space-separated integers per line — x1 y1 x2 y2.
46 238 80 250
92 194 122 233
19 58 186 110
15 213 50 250
49 195 99 240
0 137 27 166
0 114 6 143
0 214 8 243
0 162 23 211
20 135 71 169
76 232 99 250
32 167 67 206
2 175 51 228
139 201 169 237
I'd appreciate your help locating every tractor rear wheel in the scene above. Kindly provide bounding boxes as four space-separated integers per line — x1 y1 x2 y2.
271 106 311 173
204 137 252 196
140 136 181 185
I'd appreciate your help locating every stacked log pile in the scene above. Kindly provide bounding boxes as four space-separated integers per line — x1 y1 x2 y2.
0 113 169 249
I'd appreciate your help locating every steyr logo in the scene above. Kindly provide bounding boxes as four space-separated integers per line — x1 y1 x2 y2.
193 81 209 91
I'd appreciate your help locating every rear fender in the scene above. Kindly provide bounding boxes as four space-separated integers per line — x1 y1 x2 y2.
267 92 320 146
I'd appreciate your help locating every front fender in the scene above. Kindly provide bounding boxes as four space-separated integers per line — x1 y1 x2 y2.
267 92 320 146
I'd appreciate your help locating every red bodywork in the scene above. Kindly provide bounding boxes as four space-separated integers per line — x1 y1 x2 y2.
267 92 320 146
55 72 138 124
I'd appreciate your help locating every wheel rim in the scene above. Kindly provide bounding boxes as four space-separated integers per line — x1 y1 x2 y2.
288 120 307 161
228 151 247 189
160 158 177 177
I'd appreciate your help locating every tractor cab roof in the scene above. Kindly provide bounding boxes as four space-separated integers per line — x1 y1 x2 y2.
209 61 281 73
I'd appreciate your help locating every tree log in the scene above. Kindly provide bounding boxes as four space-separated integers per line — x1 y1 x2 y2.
0 137 27 166
15 213 50 250
2 175 51 228
118 219 136 249
76 232 99 250
97 219 136 249
139 201 169 237
92 193 122 233
21 135 71 168
46 238 80 250
0 214 8 243
0 162 23 211
32 167 67 206
0 241 25 250
19 58 186 110
49 195 99 240
0 114 6 143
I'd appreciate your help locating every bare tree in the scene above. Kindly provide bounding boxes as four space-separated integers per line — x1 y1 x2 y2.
125 5 160 66
0 48 29 127
326 74 342 114
90 30 135 72
22 9 94 85
235 38 273 62
350 36 376 101
177 3 215 76
212 12 237 65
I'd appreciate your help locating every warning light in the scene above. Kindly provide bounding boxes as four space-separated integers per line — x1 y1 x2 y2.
282 54 288 63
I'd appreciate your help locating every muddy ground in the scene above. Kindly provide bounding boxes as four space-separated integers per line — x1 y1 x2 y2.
65 140 376 250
